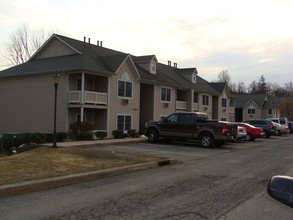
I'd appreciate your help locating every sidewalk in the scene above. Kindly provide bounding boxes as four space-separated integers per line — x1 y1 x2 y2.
1 137 177 198
41 137 148 148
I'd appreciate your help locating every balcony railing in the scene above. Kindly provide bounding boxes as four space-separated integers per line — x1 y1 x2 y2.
69 91 107 105
176 101 187 110
192 103 199 111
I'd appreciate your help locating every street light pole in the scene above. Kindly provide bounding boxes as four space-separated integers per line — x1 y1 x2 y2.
52 71 60 148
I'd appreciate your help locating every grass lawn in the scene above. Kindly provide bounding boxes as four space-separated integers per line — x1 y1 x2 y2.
0 147 162 185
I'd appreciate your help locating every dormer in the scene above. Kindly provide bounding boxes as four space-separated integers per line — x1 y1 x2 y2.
133 55 158 75
175 68 198 84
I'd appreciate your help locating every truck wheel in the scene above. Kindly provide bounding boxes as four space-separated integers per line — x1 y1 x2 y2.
148 129 159 143
199 133 214 148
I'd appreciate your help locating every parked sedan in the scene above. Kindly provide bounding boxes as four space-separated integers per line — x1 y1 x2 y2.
236 122 265 141
272 122 289 136
243 120 276 138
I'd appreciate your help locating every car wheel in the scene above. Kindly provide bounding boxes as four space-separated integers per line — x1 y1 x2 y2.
148 129 159 143
199 133 214 148
264 130 271 138
245 133 251 141
276 130 281 136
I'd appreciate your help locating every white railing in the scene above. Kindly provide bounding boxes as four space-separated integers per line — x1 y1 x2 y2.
69 91 107 105
192 103 199 111
176 101 187 110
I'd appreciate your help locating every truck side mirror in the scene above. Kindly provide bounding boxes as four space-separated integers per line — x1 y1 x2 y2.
267 175 293 207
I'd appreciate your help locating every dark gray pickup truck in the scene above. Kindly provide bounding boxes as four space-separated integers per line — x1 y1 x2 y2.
145 112 237 147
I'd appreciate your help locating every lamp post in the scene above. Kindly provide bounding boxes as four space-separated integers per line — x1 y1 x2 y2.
52 71 60 148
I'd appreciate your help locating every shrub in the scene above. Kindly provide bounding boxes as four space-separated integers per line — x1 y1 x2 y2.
29 133 47 144
95 131 107 140
127 129 139 138
57 132 68 142
77 131 93 141
69 121 93 141
112 130 124 139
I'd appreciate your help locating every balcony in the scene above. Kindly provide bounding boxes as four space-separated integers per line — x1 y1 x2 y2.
69 91 107 105
176 101 187 111
192 103 199 111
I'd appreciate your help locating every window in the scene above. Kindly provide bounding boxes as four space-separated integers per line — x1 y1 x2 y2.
221 118 227 121
118 80 132 98
222 98 227 108
161 87 171 102
202 95 209 106
248 107 255 115
117 115 131 131
268 109 273 115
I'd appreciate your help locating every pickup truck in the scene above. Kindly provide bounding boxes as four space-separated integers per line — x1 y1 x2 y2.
145 112 237 147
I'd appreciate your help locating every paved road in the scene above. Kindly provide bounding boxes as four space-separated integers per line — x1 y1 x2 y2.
0 135 292 220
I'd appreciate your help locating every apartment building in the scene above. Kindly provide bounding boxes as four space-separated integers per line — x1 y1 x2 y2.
0 34 235 136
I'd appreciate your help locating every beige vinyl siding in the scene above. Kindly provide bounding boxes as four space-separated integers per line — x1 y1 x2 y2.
108 58 140 136
0 73 68 134
34 37 78 60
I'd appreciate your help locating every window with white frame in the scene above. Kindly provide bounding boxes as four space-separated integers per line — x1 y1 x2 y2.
202 95 209 106
222 98 227 108
248 106 256 115
118 80 132 98
117 115 132 131
161 87 171 102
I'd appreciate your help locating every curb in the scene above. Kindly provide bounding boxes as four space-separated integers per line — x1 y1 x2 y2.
0 158 177 198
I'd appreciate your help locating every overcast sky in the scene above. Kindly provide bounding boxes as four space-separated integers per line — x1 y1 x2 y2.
0 0 292 86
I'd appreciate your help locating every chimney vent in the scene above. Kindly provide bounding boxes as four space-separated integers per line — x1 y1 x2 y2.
88 38 91 44
174 63 177 68
97 40 99 46
168 61 171 66
84 36 86 42
100 41 103 47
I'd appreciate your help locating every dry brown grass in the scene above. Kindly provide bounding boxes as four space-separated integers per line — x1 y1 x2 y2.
0 147 162 185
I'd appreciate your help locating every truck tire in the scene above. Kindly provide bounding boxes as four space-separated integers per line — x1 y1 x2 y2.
148 129 159 143
199 133 214 148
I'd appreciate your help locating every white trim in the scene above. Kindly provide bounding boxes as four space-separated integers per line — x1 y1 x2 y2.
115 54 141 80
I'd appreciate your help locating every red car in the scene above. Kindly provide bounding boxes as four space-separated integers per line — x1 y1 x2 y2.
236 122 265 141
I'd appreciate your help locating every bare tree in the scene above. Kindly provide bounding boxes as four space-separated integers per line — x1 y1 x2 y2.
2 24 51 66
278 98 293 121
217 70 231 84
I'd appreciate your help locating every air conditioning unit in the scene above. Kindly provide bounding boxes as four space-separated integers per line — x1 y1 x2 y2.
163 103 169 108
121 99 129 105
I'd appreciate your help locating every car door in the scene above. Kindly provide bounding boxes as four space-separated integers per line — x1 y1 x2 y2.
159 113 194 138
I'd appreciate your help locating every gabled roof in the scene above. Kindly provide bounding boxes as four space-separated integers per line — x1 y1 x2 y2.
234 93 269 108
0 34 220 96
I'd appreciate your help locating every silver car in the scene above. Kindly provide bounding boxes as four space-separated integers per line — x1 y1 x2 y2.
272 122 289 136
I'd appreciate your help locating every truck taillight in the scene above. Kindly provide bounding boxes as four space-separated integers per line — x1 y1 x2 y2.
222 126 228 133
